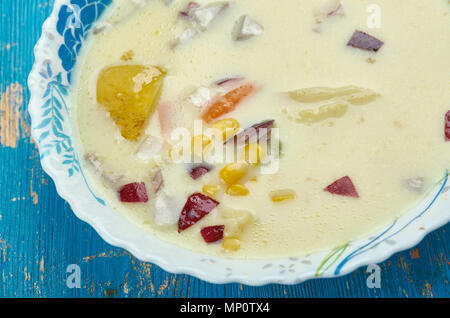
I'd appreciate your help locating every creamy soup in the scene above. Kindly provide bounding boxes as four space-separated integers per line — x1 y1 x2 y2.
73 0 450 259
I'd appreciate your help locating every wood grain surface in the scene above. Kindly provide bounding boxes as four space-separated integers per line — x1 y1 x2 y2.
0 0 448 298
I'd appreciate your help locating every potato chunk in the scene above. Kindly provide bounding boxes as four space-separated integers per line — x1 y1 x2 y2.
97 65 165 141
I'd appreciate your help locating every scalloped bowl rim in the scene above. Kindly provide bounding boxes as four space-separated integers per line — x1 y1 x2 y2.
27 0 450 286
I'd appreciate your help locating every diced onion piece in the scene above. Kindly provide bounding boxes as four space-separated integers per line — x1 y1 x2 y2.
135 136 163 162
93 22 113 35
172 26 199 48
86 154 103 171
85 154 123 186
405 177 425 193
154 192 182 226
234 15 263 41
188 86 223 109
191 2 229 31
151 169 164 193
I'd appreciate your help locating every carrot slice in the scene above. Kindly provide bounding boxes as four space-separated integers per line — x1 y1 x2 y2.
202 83 255 123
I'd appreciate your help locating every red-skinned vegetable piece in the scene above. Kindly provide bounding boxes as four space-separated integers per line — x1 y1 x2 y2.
201 225 224 243
225 119 275 145
178 193 220 232
189 165 212 180
119 182 149 203
445 110 450 141
347 30 384 52
324 176 359 198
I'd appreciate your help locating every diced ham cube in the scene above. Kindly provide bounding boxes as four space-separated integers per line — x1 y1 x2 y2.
234 15 263 41
201 225 224 243
178 193 219 232
119 182 149 203
324 176 359 198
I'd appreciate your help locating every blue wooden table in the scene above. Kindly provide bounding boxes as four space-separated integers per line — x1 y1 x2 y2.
0 0 449 298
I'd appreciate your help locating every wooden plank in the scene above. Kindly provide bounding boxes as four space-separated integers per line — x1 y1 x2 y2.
0 0 448 298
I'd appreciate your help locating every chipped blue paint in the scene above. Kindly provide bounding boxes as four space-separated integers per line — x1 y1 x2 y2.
0 0 448 298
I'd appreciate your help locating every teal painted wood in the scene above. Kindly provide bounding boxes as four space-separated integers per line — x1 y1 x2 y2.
0 0 448 298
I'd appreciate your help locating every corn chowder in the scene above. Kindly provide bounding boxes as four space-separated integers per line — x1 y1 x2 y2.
72 0 450 259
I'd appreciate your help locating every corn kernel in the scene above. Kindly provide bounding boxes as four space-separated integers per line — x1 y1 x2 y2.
212 118 240 140
220 163 248 185
226 184 249 196
192 135 211 150
168 145 184 161
270 189 295 202
192 135 211 156
241 143 265 166
202 184 220 197
222 237 241 251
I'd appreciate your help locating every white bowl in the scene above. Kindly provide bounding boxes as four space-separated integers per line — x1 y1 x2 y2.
28 0 450 285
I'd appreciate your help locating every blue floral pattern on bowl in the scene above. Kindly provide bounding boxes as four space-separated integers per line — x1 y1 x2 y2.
57 0 111 79
27 0 450 285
